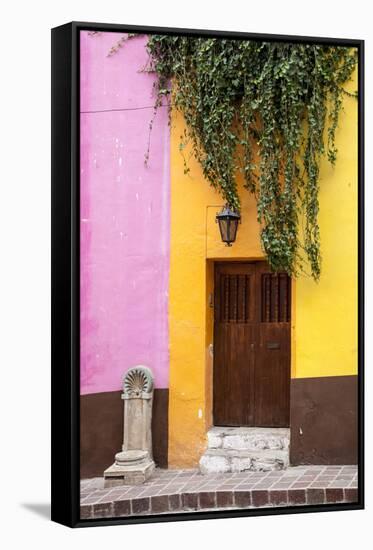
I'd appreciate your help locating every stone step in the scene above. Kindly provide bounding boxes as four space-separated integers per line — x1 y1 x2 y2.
199 427 290 474
207 427 290 452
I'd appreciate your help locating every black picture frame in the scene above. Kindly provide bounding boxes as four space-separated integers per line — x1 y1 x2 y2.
51 21 365 528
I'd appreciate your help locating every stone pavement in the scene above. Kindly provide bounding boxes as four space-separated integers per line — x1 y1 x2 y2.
80 465 358 520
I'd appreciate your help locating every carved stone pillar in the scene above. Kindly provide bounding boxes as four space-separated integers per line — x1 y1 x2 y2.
104 366 155 487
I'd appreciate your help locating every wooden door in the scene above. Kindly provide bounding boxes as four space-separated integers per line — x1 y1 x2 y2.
213 261 291 427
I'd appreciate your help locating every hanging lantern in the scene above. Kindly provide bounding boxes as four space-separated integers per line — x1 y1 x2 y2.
216 205 241 246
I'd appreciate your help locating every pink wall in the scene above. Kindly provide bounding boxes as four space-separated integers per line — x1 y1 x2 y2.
80 31 170 394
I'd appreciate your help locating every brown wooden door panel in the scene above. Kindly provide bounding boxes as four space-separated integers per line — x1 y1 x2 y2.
214 324 255 425
254 323 290 426
213 263 256 426
213 261 291 428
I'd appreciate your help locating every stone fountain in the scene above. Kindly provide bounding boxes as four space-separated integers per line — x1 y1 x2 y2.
104 366 155 487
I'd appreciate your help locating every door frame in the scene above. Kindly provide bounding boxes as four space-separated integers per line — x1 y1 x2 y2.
210 259 293 428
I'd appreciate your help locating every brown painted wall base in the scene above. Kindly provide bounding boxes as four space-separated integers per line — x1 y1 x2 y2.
80 376 357 476
290 375 357 465
80 389 169 479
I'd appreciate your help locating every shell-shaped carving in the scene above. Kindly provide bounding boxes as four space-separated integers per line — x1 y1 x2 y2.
123 366 154 396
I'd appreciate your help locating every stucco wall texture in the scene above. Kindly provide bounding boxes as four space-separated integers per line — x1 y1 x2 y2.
80 32 170 394
80 32 358 469
167 69 358 467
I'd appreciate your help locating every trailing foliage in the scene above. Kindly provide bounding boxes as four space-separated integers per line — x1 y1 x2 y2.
145 36 357 279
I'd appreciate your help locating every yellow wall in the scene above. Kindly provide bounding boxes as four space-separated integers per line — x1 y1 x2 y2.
168 109 265 467
168 69 358 467
294 71 358 379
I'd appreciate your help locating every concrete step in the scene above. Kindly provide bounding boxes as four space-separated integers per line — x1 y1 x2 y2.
207 427 290 452
199 427 290 473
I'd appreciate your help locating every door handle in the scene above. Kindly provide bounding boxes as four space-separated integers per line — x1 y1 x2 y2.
250 343 255 350
266 342 280 350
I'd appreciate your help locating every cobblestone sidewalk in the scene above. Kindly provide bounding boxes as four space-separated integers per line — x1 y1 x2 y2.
80 465 358 520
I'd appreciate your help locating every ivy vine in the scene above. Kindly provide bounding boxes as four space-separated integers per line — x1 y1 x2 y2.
100 32 357 279
143 36 357 280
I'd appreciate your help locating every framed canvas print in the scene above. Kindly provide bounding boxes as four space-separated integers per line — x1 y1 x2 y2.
51 22 364 527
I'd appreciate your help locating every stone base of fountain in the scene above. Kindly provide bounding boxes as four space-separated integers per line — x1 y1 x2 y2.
104 450 155 487
103 366 156 487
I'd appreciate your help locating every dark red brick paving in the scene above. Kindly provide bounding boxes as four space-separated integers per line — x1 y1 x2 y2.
344 488 358 502
306 488 325 505
270 490 288 506
168 493 181 511
216 491 234 508
234 491 252 507
132 497 150 515
151 495 169 514
199 492 216 509
113 499 131 516
288 489 306 505
92 502 113 518
80 465 358 519
251 490 269 507
326 488 345 503
182 492 198 510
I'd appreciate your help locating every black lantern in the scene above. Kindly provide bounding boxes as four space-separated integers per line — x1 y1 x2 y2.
216 205 241 246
